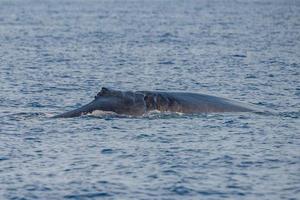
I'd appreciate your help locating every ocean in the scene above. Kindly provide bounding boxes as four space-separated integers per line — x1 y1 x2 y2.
0 0 299 199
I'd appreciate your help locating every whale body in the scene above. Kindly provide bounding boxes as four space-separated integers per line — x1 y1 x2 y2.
53 87 255 118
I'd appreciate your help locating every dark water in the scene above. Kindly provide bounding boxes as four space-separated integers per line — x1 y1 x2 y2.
0 0 300 199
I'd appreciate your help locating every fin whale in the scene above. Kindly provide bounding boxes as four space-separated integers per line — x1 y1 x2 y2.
53 87 256 118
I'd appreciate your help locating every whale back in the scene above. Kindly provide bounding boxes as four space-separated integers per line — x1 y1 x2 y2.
53 88 255 118
142 91 254 113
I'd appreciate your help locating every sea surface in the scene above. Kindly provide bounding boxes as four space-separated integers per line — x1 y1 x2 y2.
0 0 299 199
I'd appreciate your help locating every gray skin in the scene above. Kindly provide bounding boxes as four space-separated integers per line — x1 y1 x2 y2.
53 87 255 118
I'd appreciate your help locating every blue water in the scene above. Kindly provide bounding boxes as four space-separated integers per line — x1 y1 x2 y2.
0 0 300 199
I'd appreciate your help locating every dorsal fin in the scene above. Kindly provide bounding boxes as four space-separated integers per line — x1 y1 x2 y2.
95 87 111 99
100 87 110 94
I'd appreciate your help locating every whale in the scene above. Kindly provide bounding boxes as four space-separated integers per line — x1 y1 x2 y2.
52 87 257 118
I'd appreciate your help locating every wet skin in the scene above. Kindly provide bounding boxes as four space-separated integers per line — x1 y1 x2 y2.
53 87 255 118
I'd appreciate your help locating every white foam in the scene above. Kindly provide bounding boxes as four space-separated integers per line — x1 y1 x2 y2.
88 110 118 116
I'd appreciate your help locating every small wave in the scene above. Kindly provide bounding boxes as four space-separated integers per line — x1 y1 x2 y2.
1 112 47 120
245 74 257 79
158 60 175 65
26 102 45 108
279 111 300 119
168 185 194 196
64 192 112 199
232 54 247 58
